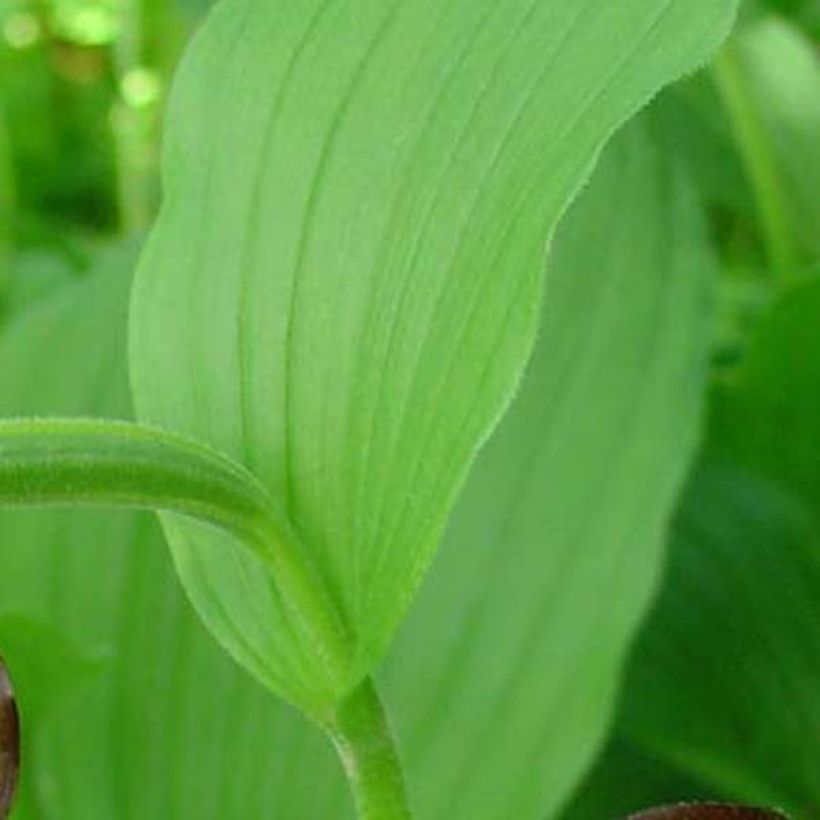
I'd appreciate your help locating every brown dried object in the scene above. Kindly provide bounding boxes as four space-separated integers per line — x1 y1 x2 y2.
629 804 788 820
0 657 18 819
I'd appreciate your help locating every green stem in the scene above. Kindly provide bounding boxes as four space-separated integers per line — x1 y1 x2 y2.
0 417 353 707
328 679 412 820
711 42 799 281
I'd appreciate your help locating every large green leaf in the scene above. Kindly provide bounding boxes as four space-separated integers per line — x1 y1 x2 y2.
383 116 715 819
130 0 738 707
1 109 715 818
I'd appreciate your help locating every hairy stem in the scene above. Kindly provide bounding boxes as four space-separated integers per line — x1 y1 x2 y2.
329 678 412 820
711 42 799 280
0 417 353 705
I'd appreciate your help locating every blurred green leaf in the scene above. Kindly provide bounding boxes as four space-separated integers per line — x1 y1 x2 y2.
741 19 820 263
568 279 820 817
711 16 820 276
712 278 820 505
615 465 820 816
131 0 738 708
562 737 718 819
0 102 12 291
1 250 74 318
0 615 103 820
756 0 820 38
652 79 753 231
649 13 819 311
0 614 102 717
0 254 348 820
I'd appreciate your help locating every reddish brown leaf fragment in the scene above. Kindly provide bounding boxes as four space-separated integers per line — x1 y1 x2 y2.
628 803 788 820
0 656 18 819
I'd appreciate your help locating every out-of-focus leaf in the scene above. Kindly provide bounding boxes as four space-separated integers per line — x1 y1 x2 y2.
742 18 820 263
0 106 715 818
0 262 138 819
712 17 820 273
653 15 820 289
652 78 752 225
569 281 820 818
1 251 75 321
131 0 738 707
562 737 719 819
711 278 820 505
756 0 820 38
0 257 347 820
0 615 103 819
616 467 820 816
0 106 12 294
0 39 118 238
0 615 102 723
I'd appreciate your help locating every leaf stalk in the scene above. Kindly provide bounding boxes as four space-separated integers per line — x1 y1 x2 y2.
328 678 412 820
0 417 353 707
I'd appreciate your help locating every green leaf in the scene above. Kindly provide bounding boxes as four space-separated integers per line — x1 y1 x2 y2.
0 263 139 819
561 737 718 819
711 278 820 505
649 79 752 228
0 614 105 819
1 251 74 321
384 114 715 819
130 0 738 704
572 281 820 817
1 106 716 818
755 0 819 33
0 258 350 819
614 466 820 815
711 16 820 274
0 104 12 295
743 18 820 264
0 614 102 726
